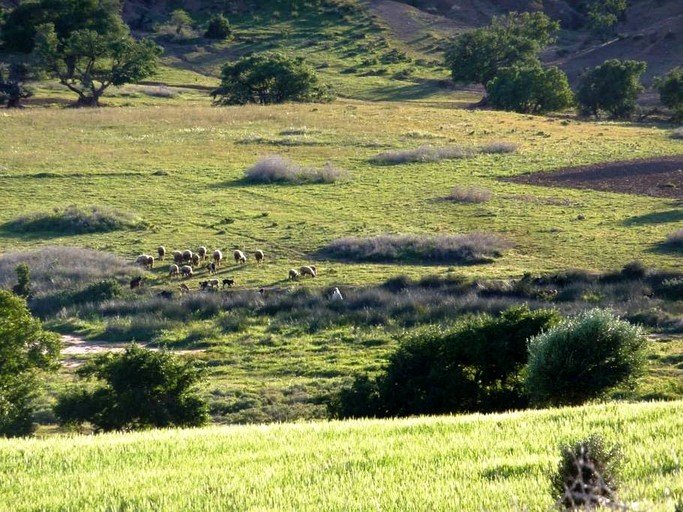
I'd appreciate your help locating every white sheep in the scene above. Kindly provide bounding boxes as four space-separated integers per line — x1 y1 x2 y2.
180 265 194 278
197 246 208 261
168 264 180 277
213 249 223 267
254 250 264 263
300 265 316 278
288 268 300 280
234 250 247 264
157 246 166 261
136 254 154 269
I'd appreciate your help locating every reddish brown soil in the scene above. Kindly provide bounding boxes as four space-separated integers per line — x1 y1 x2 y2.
507 156 683 199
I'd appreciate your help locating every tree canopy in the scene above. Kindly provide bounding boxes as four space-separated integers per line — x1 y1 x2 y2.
444 11 560 90
655 67 683 122
211 52 333 105
55 344 209 432
576 59 646 118
0 290 60 437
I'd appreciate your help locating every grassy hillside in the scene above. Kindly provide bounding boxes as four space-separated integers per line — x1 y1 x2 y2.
2 401 683 511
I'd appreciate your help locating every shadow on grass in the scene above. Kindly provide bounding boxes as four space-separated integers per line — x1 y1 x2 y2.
624 209 683 226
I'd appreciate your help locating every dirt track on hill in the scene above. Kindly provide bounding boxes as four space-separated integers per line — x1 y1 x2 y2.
507 155 683 199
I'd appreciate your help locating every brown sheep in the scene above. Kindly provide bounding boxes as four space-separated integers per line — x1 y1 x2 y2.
191 253 200 267
213 249 223 267
300 266 316 278
172 250 183 265
197 246 208 261
254 250 265 263
179 283 190 293
180 265 193 278
157 246 166 261
234 250 247 264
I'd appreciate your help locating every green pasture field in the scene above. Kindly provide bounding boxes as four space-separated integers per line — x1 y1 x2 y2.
2 400 683 511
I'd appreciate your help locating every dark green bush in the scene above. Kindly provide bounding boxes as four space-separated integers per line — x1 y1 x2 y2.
12 263 31 298
204 14 231 40
577 59 646 119
70 279 122 304
552 435 621 509
55 344 208 431
3 205 146 235
332 305 559 418
526 309 647 406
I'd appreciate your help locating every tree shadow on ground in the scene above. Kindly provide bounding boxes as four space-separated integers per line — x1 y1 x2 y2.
624 209 683 226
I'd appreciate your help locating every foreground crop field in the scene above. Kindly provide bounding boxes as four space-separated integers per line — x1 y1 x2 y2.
0 102 681 287
1 401 683 511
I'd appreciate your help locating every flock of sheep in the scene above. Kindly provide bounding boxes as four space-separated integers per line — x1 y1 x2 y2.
135 245 318 291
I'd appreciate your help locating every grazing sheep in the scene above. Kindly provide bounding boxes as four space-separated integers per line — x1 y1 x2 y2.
157 246 166 261
136 254 154 269
234 250 247 264
300 265 316 278
213 249 223 267
182 250 193 263
179 283 190 293
130 276 143 289
207 262 217 274
254 250 264 263
168 264 180 277
222 278 235 288
200 279 220 290
191 253 200 267
310 265 317 273
173 250 183 265
288 268 300 280
180 265 194 278
197 246 207 261
331 287 343 301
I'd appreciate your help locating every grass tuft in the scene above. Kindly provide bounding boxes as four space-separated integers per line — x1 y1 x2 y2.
3 205 147 235
244 155 347 184
371 142 518 164
664 229 683 249
317 233 512 264
446 186 492 203
671 127 683 140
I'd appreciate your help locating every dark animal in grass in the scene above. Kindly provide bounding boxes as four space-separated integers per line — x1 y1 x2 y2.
169 264 180 277
157 246 166 260
254 250 264 263
130 276 143 289
222 279 235 288
158 290 174 299
197 246 207 261
180 265 193 278
200 279 219 290
234 250 247 264
173 250 183 264
207 262 217 274
191 253 200 267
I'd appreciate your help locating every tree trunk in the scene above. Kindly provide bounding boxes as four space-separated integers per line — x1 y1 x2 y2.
75 95 100 107
6 97 25 108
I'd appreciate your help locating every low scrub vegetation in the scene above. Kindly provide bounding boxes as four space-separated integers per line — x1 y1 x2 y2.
664 228 683 249
671 128 683 139
2 205 147 235
244 156 347 184
371 142 517 164
317 233 512 264
446 186 492 203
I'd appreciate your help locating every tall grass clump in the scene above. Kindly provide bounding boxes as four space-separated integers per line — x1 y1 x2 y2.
244 155 346 184
664 229 683 249
371 142 517 164
526 309 647 407
0 247 140 295
446 186 492 203
552 435 622 510
3 205 147 235
318 233 512 264
671 127 683 139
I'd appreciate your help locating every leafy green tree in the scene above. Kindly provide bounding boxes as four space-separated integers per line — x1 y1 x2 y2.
586 0 627 40
0 0 126 53
204 14 231 40
576 59 646 119
0 290 60 437
488 64 574 114
526 309 647 407
211 52 334 105
170 9 192 37
35 23 161 106
444 11 560 91
0 60 33 108
655 67 683 122
12 263 31 298
55 344 209 431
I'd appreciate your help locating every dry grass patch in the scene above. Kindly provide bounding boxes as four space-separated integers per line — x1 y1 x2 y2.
372 142 518 164
446 186 492 203
244 155 347 184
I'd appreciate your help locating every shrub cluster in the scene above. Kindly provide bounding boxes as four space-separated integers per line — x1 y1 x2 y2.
318 233 512 264
244 156 347 184
3 205 147 235
372 143 517 164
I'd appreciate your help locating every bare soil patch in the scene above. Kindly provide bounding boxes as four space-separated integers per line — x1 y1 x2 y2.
507 156 683 199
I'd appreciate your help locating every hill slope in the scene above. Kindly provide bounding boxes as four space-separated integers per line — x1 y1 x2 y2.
2 401 683 511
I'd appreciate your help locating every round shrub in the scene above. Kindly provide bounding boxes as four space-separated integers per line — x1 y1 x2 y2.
204 14 231 40
526 309 647 406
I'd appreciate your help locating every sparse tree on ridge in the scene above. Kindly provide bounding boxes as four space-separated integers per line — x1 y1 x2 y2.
576 59 646 119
